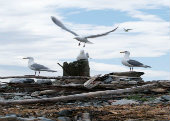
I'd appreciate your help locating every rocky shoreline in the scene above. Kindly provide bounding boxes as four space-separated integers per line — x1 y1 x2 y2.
0 75 170 121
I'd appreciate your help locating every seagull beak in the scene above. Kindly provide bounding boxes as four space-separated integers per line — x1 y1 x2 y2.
120 51 125 53
23 57 27 59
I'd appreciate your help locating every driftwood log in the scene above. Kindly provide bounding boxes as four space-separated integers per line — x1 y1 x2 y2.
110 71 144 77
84 74 101 89
6 80 146 92
0 75 90 80
63 60 90 76
0 83 159 105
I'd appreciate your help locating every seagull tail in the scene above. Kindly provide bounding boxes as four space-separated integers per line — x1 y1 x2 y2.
144 65 151 68
86 41 93 44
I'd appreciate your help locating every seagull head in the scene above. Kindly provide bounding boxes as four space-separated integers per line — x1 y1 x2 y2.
80 50 85 54
23 57 34 60
120 51 130 55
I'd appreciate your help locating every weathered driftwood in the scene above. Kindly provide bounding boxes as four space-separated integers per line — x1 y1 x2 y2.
0 75 90 80
63 60 90 76
110 71 144 77
84 74 101 89
6 81 145 92
31 90 57 96
57 63 70 76
96 71 144 82
0 83 158 105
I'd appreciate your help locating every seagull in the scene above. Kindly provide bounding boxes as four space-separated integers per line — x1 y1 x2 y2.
76 50 90 60
124 28 132 32
23 57 57 76
51 16 118 47
120 51 151 71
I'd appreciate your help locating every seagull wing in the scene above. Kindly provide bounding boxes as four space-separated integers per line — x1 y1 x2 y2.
127 29 132 31
51 16 78 36
127 60 143 66
85 26 118 39
31 63 49 70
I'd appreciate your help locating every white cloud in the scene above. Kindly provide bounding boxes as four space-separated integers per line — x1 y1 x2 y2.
0 0 169 80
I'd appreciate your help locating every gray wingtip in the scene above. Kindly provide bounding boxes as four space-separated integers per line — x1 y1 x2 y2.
144 65 151 68
51 16 55 20
113 26 119 30
86 41 93 44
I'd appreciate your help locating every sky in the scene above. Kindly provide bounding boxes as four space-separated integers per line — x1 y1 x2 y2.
0 0 169 81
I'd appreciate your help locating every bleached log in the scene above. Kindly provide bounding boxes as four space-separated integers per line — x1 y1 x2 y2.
7 81 143 91
84 74 101 89
0 75 90 80
0 83 158 105
38 90 56 96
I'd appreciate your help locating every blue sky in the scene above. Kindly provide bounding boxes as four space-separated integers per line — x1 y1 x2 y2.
0 0 169 81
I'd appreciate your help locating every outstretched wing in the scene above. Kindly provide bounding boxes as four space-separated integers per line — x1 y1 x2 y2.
51 16 78 36
127 60 143 66
85 26 118 39
31 63 49 70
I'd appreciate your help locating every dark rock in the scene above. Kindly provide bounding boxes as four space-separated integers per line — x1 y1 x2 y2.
36 79 52 85
103 76 114 83
9 78 34 84
147 97 162 104
0 115 17 121
38 117 55 121
0 115 54 121
57 117 71 121
58 109 73 116
161 95 170 101
82 113 91 121
0 84 8 88
111 99 139 105
17 117 36 121
128 81 137 85
13 96 24 100
74 113 91 121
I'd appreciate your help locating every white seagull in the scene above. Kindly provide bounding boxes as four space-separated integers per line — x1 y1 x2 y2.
76 50 89 60
51 16 118 47
120 51 151 71
23 57 57 75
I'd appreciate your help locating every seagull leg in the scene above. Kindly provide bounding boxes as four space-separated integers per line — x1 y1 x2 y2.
38 71 40 76
130 67 131 71
35 71 36 76
83 43 86 47
78 42 81 46
132 67 133 71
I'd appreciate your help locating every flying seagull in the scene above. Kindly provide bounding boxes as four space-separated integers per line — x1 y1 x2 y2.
51 16 118 47
120 51 151 71
124 28 132 32
23 57 57 76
